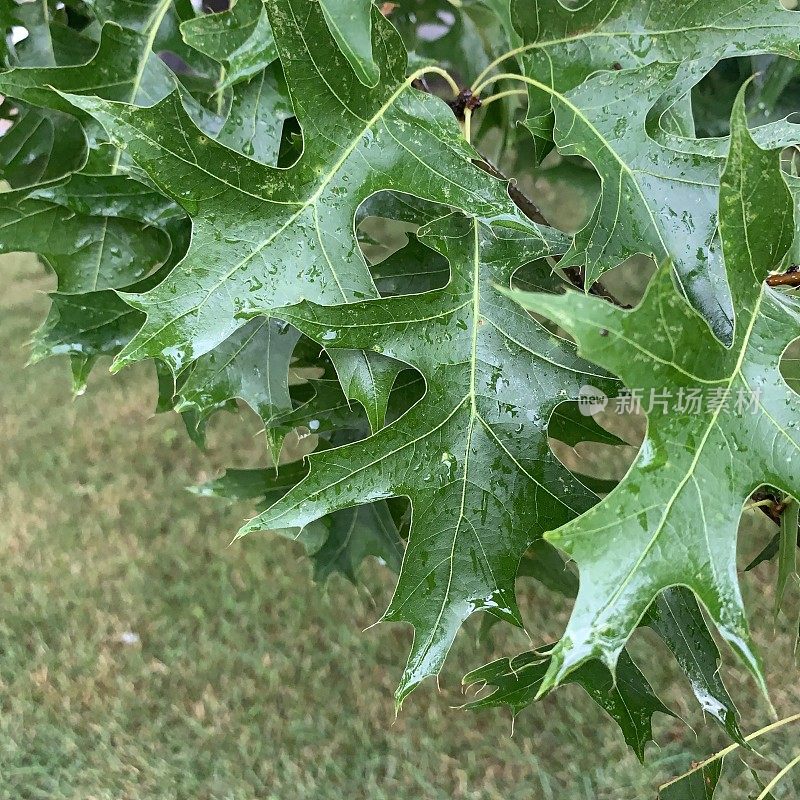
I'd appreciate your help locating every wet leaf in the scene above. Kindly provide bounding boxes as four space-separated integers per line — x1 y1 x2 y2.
464 648 674 763
193 466 403 584
504 0 800 338
510 0 800 158
646 588 745 745
63 0 532 382
0 181 171 292
507 89 799 698
216 63 292 164
526 65 799 343
180 0 277 90
0 18 182 174
241 213 615 703
319 0 378 87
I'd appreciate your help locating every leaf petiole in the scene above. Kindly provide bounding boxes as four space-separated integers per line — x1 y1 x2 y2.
754 751 800 800
658 713 800 794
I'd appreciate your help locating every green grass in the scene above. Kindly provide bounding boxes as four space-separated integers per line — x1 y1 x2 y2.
1 252 798 799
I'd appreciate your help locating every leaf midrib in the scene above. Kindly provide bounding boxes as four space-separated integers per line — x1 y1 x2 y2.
113 66 438 365
596 290 766 615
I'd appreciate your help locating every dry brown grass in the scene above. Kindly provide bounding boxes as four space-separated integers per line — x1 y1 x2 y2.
1 253 798 799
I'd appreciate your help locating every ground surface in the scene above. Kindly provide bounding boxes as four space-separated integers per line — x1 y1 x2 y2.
1 252 798 799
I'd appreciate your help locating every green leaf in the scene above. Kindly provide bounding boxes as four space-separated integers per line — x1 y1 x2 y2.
84 0 219 83
370 231 450 296
311 501 404 584
646 588 745 745
265 374 366 443
8 0 58 68
746 765 778 800
477 546 578 645
0 182 171 292
62 0 531 380
240 213 616 704
0 19 180 173
318 0 378 87
524 64 800 343
464 647 674 762
192 465 306 503
328 350 403 435
500 0 800 338
549 64 736 340
6 0 800 751
506 88 798 697
0 104 85 187
0 20 175 112
509 0 800 159
215 63 292 163
775 499 798 616
659 759 723 800
30 285 147 367
193 466 403 584
175 317 301 448
85 0 177 34
0 3 97 185
479 562 743 744
745 529 782 572
8 171 186 381
25 186 189 378
180 0 277 90
25 171 183 224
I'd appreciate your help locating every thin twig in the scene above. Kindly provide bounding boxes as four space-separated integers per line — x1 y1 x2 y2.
474 155 630 306
413 78 629 306
750 489 791 524
767 269 800 287
473 154 548 226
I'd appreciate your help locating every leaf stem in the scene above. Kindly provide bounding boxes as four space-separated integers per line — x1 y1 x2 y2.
213 65 227 114
473 71 551 99
463 107 473 144
409 66 460 98
745 499 778 511
755 751 800 800
471 43 542 93
658 713 800 793
479 88 528 107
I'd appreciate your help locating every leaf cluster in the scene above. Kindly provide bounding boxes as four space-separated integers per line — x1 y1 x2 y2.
3 0 800 771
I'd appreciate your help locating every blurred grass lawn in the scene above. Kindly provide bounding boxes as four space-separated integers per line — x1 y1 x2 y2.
1 252 798 799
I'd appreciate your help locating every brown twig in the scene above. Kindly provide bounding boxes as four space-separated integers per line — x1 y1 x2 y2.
473 156 548 226
448 89 483 122
474 154 631 307
750 489 791 524
766 266 800 287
